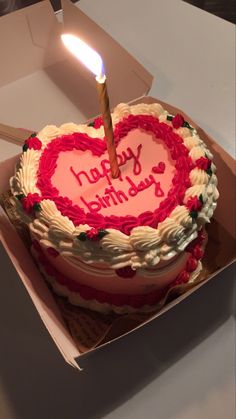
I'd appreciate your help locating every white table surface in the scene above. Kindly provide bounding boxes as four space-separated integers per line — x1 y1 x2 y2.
0 1 235 418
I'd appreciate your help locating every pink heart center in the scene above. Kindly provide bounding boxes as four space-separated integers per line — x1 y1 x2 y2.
51 128 175 217
37 114 191 234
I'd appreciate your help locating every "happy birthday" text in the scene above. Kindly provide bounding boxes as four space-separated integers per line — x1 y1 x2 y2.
70 144 166 213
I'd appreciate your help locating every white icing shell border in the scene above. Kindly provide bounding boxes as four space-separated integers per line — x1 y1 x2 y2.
10 103 219 270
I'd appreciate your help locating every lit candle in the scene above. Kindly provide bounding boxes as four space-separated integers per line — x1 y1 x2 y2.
61 34 120 178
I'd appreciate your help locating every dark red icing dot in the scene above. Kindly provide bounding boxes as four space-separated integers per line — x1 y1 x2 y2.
192 245 204 260
172 114 185 129
186 196 203 212
115 266 136 278
196 157 211 171
86 228 100 241
21 193 41 214
198 229 206 244
177 271 190 283
186 257 198 272
47 247 59 258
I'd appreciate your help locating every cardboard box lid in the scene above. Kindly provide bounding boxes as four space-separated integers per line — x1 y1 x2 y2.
61 0 153 108
0 1 63 88
0 0 153 111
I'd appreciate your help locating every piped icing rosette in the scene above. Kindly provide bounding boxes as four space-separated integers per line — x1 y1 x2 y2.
10 103 219 313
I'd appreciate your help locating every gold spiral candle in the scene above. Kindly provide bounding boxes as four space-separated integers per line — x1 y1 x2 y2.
61 34 120 179
96 76 120 179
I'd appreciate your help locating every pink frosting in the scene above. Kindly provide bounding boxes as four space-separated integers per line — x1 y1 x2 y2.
32 229 206 309
36 114 192 234
52 129 175 217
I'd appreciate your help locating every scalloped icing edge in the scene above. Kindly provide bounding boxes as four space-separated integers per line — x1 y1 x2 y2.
11 103 219 270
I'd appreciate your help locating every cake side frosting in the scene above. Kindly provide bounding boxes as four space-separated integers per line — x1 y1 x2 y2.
31 228 206 314
10 103 219 271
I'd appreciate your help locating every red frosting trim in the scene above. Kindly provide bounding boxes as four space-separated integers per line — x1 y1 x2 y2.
36 114 193 235
33 230 205 309
21 193 41 214
25 136 42 150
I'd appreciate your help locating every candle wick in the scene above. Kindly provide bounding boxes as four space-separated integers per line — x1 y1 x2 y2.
96 74 106 84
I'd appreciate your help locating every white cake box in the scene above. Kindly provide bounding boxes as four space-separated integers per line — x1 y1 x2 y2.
0 0 235 369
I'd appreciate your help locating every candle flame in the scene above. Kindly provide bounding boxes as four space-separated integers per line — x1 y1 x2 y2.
61 34 105 80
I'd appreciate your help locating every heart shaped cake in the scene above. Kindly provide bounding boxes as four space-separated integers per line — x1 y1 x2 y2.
10 102 219 313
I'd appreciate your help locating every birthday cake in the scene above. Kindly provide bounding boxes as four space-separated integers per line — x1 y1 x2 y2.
10 102 219 313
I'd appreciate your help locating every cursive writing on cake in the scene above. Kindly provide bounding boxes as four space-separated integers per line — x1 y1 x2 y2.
70 144 143 187
70 144 166 213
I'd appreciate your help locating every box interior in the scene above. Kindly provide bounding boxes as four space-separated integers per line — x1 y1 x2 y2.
0 0 152 132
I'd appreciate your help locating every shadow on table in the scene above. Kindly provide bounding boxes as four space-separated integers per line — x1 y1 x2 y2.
0 241 235 419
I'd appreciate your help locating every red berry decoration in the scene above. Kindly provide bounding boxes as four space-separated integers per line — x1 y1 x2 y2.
192 245 204 260
172 114 185 129
198 228 206 245
196 157 211 171
86 228 108 241
21 193 41 214
86 228 100 241
186 195 203 212
25 136 42 150
186 257 198 272
177 271 190 283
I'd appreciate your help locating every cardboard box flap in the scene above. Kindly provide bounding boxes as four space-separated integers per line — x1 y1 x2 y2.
0 155 81 367
0 1 63 88
0 204 81 368
61 0 153 108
